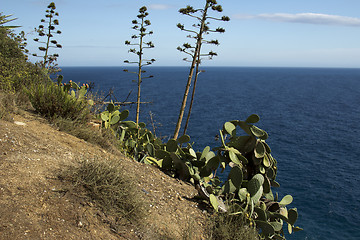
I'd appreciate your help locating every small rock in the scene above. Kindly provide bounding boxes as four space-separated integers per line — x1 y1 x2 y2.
14 121 26 126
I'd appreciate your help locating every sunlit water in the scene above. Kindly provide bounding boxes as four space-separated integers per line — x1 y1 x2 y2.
60 66 360 240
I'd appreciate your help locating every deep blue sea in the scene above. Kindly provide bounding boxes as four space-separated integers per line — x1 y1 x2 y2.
60 66 360 240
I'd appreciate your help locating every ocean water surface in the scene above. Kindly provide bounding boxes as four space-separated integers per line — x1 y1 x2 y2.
60 66 360 240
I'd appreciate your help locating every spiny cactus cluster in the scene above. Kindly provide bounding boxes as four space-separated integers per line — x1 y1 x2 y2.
99 103 302 239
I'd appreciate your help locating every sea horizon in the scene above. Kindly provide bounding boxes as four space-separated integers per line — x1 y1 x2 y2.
59 65 360 70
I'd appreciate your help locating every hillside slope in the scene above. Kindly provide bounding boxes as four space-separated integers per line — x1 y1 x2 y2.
0 111 207 239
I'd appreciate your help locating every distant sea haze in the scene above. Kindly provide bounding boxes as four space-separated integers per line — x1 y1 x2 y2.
60 66 360 240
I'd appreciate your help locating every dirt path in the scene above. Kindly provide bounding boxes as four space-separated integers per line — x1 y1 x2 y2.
0 112 207 239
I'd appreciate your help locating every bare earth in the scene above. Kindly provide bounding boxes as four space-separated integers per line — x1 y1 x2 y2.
0 112 208 239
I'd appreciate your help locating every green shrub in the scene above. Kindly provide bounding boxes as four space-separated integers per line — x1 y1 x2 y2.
0 26 48 92
27 82 90 123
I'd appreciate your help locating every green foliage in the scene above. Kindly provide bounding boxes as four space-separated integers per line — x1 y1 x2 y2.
107 111 302 239
0 13 20 29
32 2 62 73
124 6 155 126
0 26 47 92
27 80 91 123
100 102 129 129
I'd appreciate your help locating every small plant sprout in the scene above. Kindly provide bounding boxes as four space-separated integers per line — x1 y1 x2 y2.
124 6 155 127
32 2 62 73
173 0 229 139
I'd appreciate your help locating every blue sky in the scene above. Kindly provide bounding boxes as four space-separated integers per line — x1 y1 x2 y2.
2 0 360 68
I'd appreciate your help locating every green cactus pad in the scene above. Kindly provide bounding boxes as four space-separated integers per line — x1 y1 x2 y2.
189 148 197 158
255 141 266 158
254 207 267 221
287 208 298 226
200 146 210 161
166 139 178 152
155 149 169 159
222 179 236 194
245 114 260 124
263 176 271 194
263 154 271 167
270 221 283 232
209 194 219 212
146 143 155 157
178 134 191 144
238 188 248 202
224 121 236 135
107 102 116 112
248 174 264 204
250 125 268 140
279 195 293 207
255 220 275 236
101 111 109 121
119 110 129 121
206 155 220 171
110 114 120 125
229 166 243 189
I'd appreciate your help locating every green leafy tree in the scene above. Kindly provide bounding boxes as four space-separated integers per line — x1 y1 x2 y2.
32 2 62 73
173 0 229 139
124 6 155 126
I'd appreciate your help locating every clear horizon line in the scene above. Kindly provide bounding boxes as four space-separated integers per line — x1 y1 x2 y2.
59 65 360 69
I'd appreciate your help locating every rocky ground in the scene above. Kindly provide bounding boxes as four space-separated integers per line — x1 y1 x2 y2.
0 111 209 239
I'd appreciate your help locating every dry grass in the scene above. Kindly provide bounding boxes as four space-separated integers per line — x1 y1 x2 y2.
61 158 148 228
53 117 119 152
207 212 259 240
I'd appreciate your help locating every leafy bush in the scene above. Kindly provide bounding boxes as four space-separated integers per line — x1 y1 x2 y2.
27 82 91 123
0 24 48 92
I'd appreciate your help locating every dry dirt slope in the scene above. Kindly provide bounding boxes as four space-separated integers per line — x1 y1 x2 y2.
0 112 207 240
